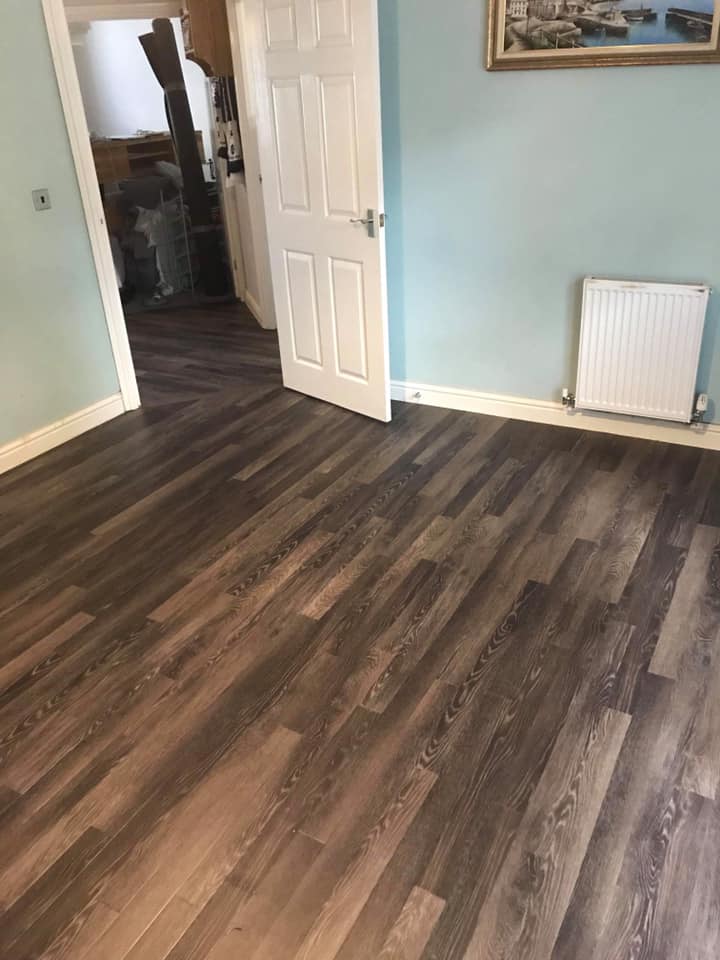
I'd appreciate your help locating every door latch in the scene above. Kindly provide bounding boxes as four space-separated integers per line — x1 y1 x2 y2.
349 209 385 239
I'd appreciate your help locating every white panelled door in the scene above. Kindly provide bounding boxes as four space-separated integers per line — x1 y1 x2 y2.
250 0 391 421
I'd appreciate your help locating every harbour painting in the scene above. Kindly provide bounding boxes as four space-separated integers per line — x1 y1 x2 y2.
487 0 720 67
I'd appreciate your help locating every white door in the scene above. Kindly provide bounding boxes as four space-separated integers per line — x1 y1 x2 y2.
247 0 390 421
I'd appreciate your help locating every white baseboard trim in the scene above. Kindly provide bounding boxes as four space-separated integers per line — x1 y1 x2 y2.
0 394 125 476
244 291 276 331
390 379 720 451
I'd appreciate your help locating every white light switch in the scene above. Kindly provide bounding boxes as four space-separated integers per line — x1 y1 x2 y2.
32 189 52 211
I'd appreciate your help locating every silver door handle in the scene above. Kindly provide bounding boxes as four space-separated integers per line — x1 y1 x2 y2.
349 209 385 238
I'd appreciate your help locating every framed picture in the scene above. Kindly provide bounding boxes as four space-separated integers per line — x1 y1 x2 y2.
487 0 720 68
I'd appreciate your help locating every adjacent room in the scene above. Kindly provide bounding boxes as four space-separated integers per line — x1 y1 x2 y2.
72 17 224 312
1 0 720 958
66 0 275 405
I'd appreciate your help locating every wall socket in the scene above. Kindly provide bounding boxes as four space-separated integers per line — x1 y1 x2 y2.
32 189 52 211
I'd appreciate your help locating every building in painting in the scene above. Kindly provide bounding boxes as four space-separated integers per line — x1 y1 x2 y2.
507 0 585 18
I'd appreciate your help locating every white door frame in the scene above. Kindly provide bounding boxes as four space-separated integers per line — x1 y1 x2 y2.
226 0 276 330
43 0 141 411
63 1 177 21
43 0 279 411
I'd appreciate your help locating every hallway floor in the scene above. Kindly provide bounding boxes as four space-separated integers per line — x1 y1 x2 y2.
1 303 719 959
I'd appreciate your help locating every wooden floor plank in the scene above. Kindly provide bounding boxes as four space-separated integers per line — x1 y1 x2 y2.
463 700 630 959
377 886 445 960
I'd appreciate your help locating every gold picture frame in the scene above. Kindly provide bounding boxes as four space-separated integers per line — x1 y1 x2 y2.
487 0 720 69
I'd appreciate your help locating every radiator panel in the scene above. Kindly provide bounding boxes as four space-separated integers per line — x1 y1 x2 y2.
576 278 709 424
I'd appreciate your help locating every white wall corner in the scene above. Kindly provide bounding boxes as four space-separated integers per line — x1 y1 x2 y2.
0 394 125 476
390 379 720 451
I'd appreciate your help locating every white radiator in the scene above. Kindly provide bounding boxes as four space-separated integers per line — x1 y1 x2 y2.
575 278 710 424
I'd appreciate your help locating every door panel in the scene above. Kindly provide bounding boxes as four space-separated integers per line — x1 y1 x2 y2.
271 79 310 211
314 0 353 45
319 75 361 218
264 0 298 49
251 0 390 421
330 257 368 381
286 250 323 366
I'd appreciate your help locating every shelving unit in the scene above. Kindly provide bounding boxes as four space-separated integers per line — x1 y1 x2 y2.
181 0 233 77
91 132 205 187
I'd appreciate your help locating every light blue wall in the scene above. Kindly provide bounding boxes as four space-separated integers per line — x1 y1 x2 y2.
3 1 717 445
379 0 720 419
0 0 119 448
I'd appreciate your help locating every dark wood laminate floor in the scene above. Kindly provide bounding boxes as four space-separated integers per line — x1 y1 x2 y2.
1 303 719 959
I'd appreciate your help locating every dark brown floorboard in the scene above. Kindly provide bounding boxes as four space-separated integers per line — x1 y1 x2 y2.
1 302 719 959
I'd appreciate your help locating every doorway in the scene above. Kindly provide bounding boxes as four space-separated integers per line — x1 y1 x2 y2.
55 1 281 411
45 0 392 422
71 16 229 315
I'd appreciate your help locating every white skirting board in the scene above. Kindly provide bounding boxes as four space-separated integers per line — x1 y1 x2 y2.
0 394 125 476
245 291 275 330
390 380 720 451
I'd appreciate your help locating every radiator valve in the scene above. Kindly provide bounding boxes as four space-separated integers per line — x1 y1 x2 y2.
561 388 576 408
692 393 709 423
